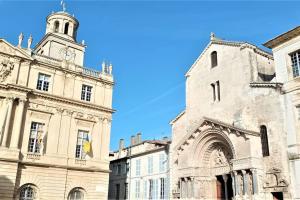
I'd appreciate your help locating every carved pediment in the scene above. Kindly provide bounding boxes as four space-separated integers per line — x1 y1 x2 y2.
0 39 32 59
175 117 260 153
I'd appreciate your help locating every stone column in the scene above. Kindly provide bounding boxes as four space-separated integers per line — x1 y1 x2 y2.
222 174 229 200
1 97 14 147
234 171 239 197
190 177 194 198
242 170 247 196
250 169 258 194
10 98 26 149
231 172 236 197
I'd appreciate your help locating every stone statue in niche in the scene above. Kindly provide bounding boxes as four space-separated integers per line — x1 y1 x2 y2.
0 59 14 82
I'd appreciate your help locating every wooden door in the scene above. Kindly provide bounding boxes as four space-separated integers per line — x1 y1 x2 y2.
216 179 223 200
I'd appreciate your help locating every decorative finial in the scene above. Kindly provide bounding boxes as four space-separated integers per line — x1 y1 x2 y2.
81 40 85 45
210 32 215 41
60 0 66 12
18 32 24 48
27 34 33 50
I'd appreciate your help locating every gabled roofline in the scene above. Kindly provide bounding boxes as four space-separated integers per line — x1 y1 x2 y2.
185 38 273 77
263 26 300 49
170 110 185 125
174 116 260 151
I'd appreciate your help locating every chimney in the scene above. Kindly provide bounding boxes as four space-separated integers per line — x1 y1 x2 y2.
119 139 125 151
131 135 136 146
136 133 142 144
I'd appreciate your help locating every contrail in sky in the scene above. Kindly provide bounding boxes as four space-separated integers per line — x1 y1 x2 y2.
119 81 185 117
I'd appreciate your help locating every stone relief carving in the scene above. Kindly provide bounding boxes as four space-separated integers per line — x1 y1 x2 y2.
0 59 14 82
212 148 231 167
239 174 244 195
264 167 289 189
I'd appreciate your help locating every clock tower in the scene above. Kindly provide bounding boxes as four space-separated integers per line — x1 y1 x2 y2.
34 10 86 66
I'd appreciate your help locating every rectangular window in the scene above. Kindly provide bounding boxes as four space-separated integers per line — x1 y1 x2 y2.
159 154 165 173
211 83 216 101
135 180 140 199
117 164 122 175
136 159 141 176
149 179 153 199
148 156 153 174
153 179 159 199
144 180 148 199
36 73 50 91
216 80 220 101
160 178 165 199
75 130 88 159
28 122 44 153
124 183 128 199
81 84 92 101
291 51 300 77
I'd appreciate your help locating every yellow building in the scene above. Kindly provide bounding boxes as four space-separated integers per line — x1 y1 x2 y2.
0 7 114 200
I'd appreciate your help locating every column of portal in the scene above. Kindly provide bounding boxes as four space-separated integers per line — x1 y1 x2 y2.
222 174 229 200
231 171 236 198
242 170 248 197
1 97 14 147
10 98 26 149
250 169 258 194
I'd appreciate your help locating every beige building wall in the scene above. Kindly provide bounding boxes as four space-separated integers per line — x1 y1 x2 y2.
0 9 114 200
170 34 292 199
264 26 300 199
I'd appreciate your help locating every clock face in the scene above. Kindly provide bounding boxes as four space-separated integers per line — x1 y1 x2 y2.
60 48 75 62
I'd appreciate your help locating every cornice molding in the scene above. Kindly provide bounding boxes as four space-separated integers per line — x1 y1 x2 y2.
0 83 115 114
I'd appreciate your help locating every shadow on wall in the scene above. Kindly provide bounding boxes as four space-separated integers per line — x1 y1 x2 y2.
0 175 15 200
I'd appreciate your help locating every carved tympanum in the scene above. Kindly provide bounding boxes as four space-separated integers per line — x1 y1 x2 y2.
0 59 14 82
212 147 231 167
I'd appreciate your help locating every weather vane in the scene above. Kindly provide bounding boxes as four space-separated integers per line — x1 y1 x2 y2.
60 0 66 12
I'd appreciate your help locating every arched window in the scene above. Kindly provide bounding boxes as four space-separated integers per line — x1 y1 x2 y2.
260 125 270 157
211 51 218 68
19 184 37 200
68 188 85 200
64 22 69 34
54 21 60 33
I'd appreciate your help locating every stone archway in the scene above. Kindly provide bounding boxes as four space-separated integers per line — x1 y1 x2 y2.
191 128 235 199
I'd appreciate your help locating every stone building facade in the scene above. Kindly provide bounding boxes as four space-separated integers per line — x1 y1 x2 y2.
108 134 170 200
0 8 114 200
264 26 300 200
170 33 292 200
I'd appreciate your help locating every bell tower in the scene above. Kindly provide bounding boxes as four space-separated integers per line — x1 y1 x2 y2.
34 6 86 66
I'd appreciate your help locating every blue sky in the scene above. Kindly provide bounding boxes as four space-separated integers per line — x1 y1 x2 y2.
0 1 299 150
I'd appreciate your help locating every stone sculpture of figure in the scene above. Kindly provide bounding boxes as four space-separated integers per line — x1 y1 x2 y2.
248 173 253 196
214 148 229 166
109 63 113 74
210 32 215 40
27 34 33 49
102 61 106 73
18 32 24 47
239 174 244 196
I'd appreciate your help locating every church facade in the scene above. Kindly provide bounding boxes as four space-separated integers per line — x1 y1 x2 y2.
0 8 114 200
170 33 295 200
